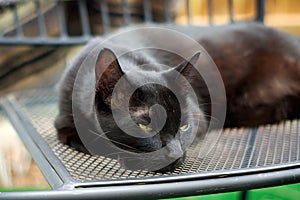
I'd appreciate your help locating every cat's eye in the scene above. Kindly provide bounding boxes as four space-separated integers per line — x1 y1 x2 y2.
179 124 190 132
138 124 153 132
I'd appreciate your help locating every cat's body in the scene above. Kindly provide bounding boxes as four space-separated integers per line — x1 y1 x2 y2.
55 22 300 171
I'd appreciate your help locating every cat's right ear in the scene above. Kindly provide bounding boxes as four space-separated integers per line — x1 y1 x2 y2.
175 51 201 77
95 48 124 103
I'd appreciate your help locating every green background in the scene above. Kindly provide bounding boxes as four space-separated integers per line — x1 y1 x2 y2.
167 183 300 200
1 182 299 199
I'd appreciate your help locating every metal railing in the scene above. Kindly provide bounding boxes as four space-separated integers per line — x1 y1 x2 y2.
0 0 265 45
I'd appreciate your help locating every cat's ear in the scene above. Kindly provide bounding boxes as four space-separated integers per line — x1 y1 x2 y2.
175 51 201 77
95 48 124 102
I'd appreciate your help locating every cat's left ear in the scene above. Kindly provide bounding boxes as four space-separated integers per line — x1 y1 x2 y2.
95 48 124 102
175 51 201 77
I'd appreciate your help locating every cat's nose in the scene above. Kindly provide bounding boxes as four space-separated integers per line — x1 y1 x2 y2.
131 110 151 125
135 117 151 126
167 140 184 159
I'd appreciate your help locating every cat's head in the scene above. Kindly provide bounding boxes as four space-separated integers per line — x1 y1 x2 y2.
94 48 207 172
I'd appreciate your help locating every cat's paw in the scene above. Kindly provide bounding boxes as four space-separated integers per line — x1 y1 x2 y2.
57 127 89 154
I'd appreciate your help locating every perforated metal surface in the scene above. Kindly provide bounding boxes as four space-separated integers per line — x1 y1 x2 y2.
1 88 299 189
2 1 299 199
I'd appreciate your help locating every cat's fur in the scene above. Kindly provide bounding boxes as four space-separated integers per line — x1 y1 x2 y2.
55 22 300 172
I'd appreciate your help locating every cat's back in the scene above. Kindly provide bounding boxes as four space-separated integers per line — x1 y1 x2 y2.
188 23 300 87
55 37 103 129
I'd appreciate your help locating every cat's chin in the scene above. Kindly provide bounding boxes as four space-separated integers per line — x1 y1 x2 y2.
153 154 186 173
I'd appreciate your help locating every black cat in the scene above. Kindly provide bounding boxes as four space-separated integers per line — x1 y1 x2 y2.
55 22 300 172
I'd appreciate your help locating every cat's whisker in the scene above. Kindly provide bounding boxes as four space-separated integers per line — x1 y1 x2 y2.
87 129 140 152
105 150 142 157
189 119 209 124
203 115 221 123
187 114 211 121
128 98 148 106
197 102 222 106
105 151 128 157
189 113 220 123
88 129 111 138
85 129 112 145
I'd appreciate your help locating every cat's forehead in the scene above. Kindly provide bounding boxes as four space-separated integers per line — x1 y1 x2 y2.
125 70 168 86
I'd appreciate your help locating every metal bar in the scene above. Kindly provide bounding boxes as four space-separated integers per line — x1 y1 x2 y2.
203 129 228 171
288 121 293 162
297 120 300 160
51 161 300 188
245 128 259 168
143 0 152 23
56 1 68 38
263 125 274 166
229 128 248 169
271 120 281 165
221 128 242 170
212 128 236 170
78 0 91 37
164 0 171 22
5 95 77 189
280 121 287 163
11 4 23 37
239 128 257 168
254 126 267 167
0 36 89 45
0 7 2 37
35 0 47 37
256 0 265 22
1 167 300 200
207 0 213 25
186 0 191 24
228 0 234 23
99 0 111 34
121 0 130 26
240 190 248 200
1 97 64 190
